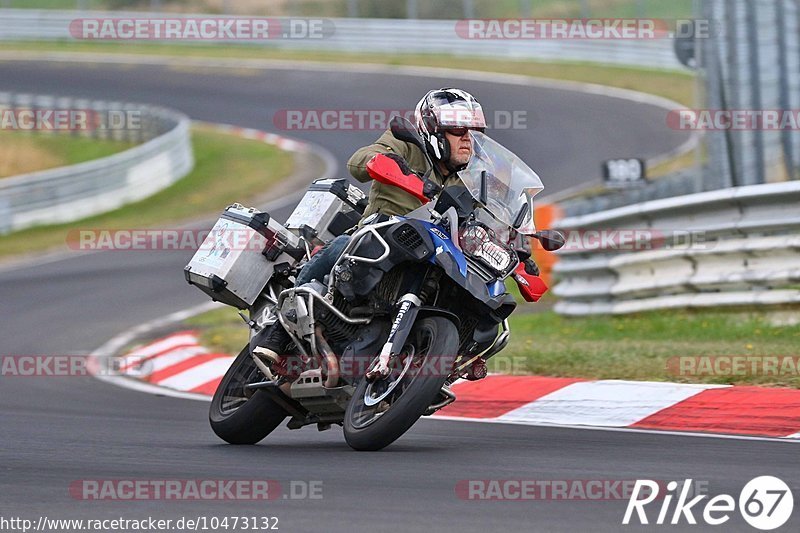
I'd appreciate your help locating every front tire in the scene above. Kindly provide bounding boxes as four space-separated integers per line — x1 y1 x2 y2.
343 316 458 451
209 345 287 444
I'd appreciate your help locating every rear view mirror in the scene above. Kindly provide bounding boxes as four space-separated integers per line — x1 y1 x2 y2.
390 116 426 152
534 230 566 252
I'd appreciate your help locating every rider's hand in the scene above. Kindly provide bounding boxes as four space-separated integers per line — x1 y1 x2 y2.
422 179 442 199
523 258 540 277
384 153 420 178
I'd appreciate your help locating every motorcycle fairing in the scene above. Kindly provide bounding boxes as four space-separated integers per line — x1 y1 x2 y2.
335 218 514 316
421 220 468 278
488 279 506 298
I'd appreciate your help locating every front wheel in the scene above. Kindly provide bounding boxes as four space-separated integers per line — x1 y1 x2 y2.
209 345 287 444
343 316 458 451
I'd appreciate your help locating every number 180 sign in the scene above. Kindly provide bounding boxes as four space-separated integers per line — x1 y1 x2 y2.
603 158 646 188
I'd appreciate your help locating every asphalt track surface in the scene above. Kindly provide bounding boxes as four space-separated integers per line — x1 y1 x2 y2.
1 59 797 532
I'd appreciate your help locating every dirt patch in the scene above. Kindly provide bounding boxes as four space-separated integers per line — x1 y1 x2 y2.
0 134 63 178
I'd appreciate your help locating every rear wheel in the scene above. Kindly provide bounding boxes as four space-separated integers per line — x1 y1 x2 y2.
343 316 458 451
209 345 287 444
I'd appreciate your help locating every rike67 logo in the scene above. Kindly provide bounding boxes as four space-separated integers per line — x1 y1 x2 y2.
623 476 793 530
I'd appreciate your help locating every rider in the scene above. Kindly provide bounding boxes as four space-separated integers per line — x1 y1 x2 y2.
253 88 487 369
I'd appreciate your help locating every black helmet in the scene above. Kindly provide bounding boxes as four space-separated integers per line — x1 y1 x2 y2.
414 88 486 166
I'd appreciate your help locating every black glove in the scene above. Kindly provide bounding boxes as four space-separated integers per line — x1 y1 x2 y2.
422 179 442 199
523 258 540 277
384 153 419 177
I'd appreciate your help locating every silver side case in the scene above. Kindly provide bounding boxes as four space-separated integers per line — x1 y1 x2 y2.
185 204 301 310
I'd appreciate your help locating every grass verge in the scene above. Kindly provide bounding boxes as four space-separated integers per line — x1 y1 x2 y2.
184 307 800 388
0 124 294 257
500 309 800 388
185 307 251 356
0 130 135 178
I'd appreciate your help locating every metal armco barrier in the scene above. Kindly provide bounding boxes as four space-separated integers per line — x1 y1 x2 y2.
551 181 800 315
0 93 193 234
0 9 686 71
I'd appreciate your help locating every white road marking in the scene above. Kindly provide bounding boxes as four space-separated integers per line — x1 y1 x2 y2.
124 333 200 359
497 380 726 427
156 356 234 391
130 345 209 377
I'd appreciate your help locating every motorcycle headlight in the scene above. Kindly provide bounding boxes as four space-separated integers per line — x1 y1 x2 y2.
460 223 514 274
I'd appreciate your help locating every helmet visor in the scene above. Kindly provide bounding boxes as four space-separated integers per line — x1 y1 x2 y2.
431 97 487 130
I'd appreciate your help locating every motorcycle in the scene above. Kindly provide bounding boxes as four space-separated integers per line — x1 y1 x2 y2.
184 117 565 451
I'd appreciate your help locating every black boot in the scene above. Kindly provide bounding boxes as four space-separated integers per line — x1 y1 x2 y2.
251 322 293 367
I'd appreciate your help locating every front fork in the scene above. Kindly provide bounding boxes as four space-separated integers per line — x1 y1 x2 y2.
366 292 423 380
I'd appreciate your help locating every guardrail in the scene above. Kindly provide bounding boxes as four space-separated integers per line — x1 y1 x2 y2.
0 9 686 71
0 93 193 234
551 181 800 315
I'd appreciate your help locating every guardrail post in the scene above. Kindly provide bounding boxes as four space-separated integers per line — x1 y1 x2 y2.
141 107 156 142
702 0 730 190
54 96 75 138
31 95 55 135
72 98 91 139
0 198 10 235
725 0 743 187
13 93 31 132
347 0 358 18
406 0 418 19
745 0 766 185
463 0 475 18
109 101 126 142
89 99 108 140
122 102 141 144
777 0 798 181
795 0 800 178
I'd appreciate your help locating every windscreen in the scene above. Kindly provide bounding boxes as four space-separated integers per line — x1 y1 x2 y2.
457 131 544 235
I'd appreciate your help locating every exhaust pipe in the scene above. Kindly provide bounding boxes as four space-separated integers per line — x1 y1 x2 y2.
314 325 340 388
